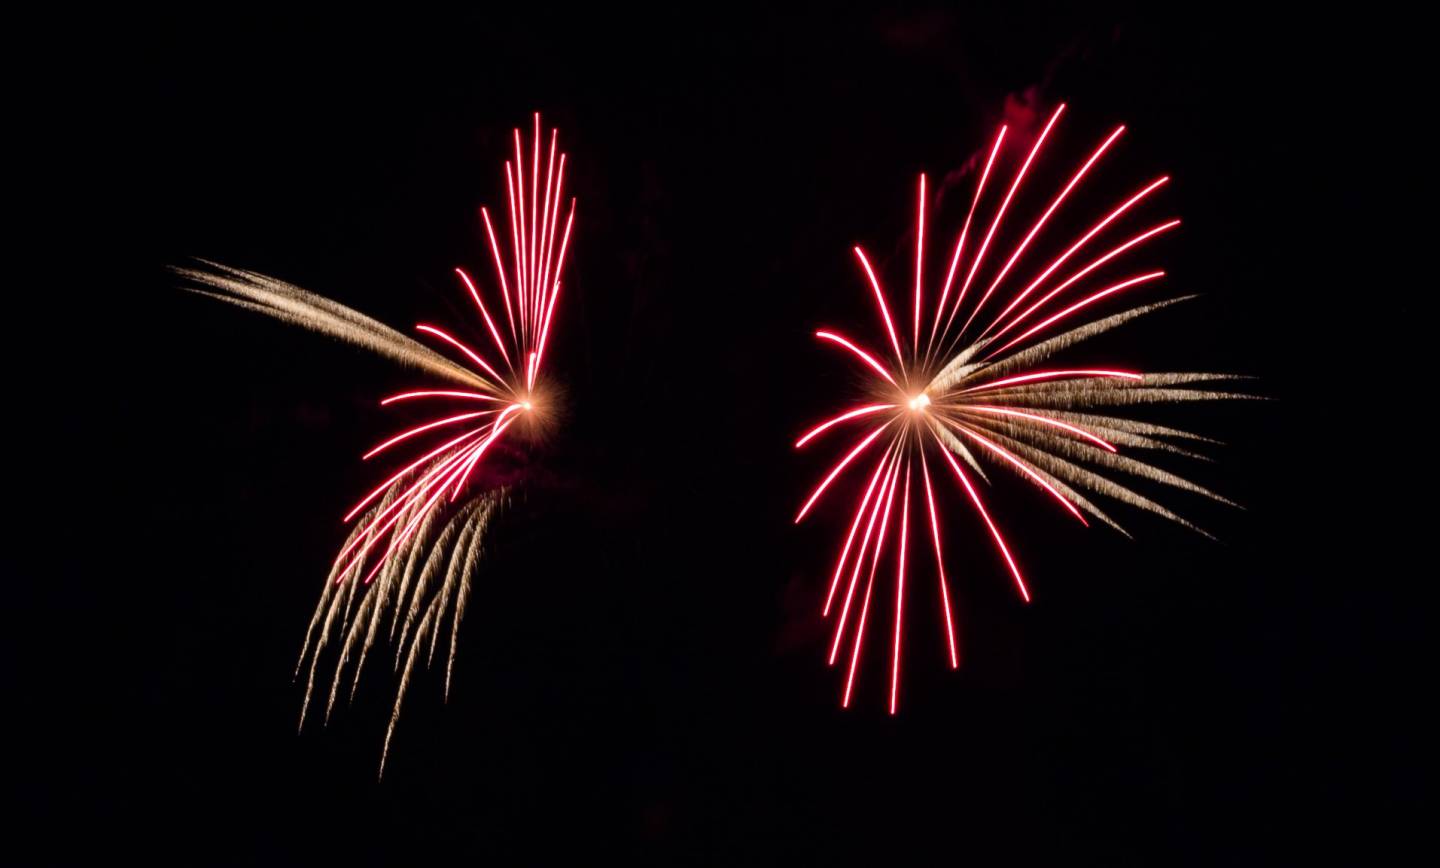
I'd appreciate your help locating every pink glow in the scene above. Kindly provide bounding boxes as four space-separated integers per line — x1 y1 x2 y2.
914 174 925 348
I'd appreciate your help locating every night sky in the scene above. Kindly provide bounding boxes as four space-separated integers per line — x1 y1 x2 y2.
21 7 1414 865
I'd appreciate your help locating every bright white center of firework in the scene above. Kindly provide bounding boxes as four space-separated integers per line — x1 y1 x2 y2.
908 393 930 412
521 401 533 411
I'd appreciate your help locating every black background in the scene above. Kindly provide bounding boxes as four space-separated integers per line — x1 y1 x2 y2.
19 6 1415 865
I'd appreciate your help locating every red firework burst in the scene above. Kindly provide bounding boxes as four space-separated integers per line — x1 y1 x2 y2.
796 104 1248 713
333 112 575 587
178 112 580 771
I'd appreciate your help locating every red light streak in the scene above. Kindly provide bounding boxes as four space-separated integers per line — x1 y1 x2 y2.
514 129 530 342
978 177 1170 338
415 324 505 384
842 566 877 708
479 206 516 337
355 444 487 584
796 404 897 449
506 158 525 348
960 124 1124 335
362 410 495 461
853 246 905 364
989 271 1165 355
949 104 1065 340
823 446 893 615
447 408 522 498
795 422 893 523
987 220 1179 341
919 450 959 669
535 203 575 371
814 330 899 387
529 114 541 322
936 441 1030 602
455 268 512 369
342 425 491 522
889 463 911 715
333 440 484 579
840 454 901 702
538 147 563 317
379 391 503 405
931 125 1006 351
945 421 1088 524
828 448 899 664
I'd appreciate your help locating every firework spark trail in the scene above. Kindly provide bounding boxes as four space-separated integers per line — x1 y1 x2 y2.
918 448 959 669
828 445 901 664
795 105 1255 711
173 263 494 391
928 124 1006 360
180 114 575 773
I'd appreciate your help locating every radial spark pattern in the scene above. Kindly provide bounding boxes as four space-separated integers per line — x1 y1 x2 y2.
179 113 574 773
795 105 1254 712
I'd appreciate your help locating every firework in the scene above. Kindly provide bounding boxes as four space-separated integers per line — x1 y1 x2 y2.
177 113 575 773
795 104 1255 712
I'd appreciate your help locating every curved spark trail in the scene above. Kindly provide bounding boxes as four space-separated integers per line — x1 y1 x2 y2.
178 114 576 774
795 105 1256 712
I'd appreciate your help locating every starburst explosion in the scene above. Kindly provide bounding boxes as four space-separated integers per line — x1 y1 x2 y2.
177 113 574 773
795 104 1255 713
